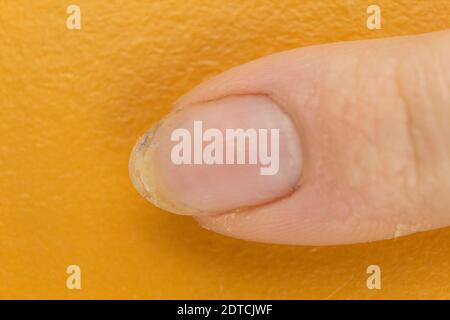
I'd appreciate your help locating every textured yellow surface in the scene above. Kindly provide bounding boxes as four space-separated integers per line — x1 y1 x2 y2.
1 0 450 299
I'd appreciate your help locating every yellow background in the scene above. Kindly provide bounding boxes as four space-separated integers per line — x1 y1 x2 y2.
1 0 449 299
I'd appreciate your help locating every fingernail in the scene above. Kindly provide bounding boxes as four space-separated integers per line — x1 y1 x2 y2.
129 95 302 215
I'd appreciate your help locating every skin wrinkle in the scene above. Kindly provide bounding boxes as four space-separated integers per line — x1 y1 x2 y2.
377 39 445 234
412 39 450 224
346 47 418 233
355 46 389 212
395 62 420 194
424 43 450 184
371 63 419 233
320 53 377 228
395 45 446 231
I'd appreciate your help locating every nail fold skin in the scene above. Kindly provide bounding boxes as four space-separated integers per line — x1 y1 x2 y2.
129 95 303 216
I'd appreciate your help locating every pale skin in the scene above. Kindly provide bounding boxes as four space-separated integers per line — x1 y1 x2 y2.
130 30 450 245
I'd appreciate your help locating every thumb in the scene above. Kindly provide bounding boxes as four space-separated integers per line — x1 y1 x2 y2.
129 30 450 245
